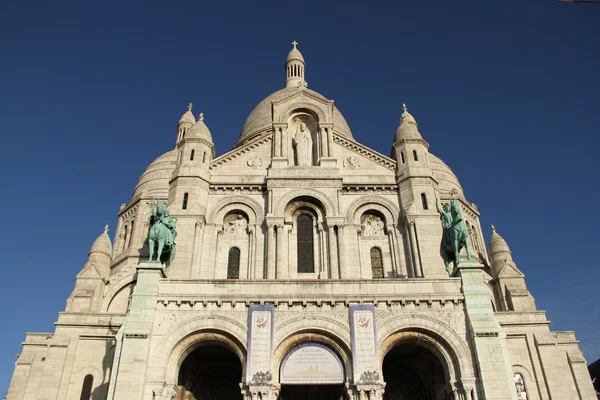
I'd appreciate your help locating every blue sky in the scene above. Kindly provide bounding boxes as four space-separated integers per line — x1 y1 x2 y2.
1 0 599 394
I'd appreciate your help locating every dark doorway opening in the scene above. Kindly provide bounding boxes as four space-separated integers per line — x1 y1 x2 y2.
382 341 449 400
178 342 242 400
279 384 348 400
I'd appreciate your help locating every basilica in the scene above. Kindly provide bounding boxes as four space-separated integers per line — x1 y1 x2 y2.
6 44 596 400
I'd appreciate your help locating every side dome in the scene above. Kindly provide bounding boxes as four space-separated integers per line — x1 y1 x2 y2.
89 226 112 257
429 154 465 198
132 150 178 198
235 87 353 147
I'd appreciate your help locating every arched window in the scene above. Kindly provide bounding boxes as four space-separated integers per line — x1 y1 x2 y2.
182 193 188 210
514 373 528 399
421 193 429 210
400 151 405 164
370 247 384 278
413 150 419 161
79 374 93 400
203 151 207 163
190 149 195 161
297 214 315 273
122 225 129 251
227 247 240 279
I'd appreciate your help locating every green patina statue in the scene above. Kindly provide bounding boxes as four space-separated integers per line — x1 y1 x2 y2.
437 198 473 274
148 200 177 272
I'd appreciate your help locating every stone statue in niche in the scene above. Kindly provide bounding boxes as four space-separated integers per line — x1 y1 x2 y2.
361 216 385 237
293 122 313 166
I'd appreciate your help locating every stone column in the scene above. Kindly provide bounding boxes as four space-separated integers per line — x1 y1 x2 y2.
318 223 328 278
273 126 281 157
386 228 398 278
191 221 204 278
266 224 275 279
275 224 285 279
320 127 328 163
247 226 254 279
326 126 334 157
328 224 339 279
408 221 421 277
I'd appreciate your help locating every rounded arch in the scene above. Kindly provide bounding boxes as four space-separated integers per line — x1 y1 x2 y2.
147 315 247 386
207 196 264 225
70 366 102 399
512 364 537 400
377 314 474 380
277 102 328 124
274 188 335 218
345 196 401 226
273 328 352 383
101 273 136 312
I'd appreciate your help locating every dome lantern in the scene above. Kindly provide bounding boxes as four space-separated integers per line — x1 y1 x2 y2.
285 41 306 89
176 103 196 144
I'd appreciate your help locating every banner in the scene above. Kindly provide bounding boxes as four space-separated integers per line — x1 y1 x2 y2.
280 343 344 384
246 304 274 385
349 304 380 384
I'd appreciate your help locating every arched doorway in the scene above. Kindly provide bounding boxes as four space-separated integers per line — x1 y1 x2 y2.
382 341 449 400
177 341 242 400
278 343 349 400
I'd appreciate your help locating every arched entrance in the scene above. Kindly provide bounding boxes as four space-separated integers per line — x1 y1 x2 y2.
278 343 349 400
177 341 242 400
382 341 450 400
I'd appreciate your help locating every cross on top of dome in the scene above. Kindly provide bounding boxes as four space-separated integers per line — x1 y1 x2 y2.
292 40 298 49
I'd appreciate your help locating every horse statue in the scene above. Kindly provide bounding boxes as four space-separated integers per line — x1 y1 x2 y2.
148 200 177 272
437 199 473 274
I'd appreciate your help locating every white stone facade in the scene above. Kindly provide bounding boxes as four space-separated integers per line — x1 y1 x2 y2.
6 45 596 400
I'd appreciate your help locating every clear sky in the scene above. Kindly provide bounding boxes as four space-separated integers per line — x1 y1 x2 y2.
1 0 599 395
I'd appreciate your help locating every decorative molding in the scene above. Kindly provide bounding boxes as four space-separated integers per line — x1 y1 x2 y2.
341 186 398 194
173 177 203 186
209 185 265 194
176 137 216 158
119 203 140 220
207 195 265 224
333 133 396 170
125 333 148 339
210 135 272 171
475 331 499 337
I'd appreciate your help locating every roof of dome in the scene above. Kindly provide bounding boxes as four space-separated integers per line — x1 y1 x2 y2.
429 154 465 198
488 225 512 258
394 104 423 143
89 226 112 257
132 150 178 198
187 113 213 142
287 47 305 63
179 105 195 126
236 87 353 147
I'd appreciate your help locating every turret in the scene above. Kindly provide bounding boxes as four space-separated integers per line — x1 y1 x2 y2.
488 225 536 311
176 103 196 143
392 105 442 277
169 110 214 213
285 41 306 88
65 226 112 313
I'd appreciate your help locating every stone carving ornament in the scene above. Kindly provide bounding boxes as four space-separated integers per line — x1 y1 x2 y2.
247 156 264 168
343 156 360 168
222 215 248 239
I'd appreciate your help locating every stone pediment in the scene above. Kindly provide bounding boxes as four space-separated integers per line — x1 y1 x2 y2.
333 133 396 171
209 134 272 173
272 89 334 124
76 263 103 279
497 260 525 278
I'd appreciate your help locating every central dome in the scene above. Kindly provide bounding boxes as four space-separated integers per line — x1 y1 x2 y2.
235 87 354 147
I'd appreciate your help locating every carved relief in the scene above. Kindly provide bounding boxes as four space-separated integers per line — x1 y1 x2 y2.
343 157 360 168
247 156 264 168
360 215 386 238
222 214 248 240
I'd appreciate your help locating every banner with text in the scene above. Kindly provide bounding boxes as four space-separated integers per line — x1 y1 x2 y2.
246 304 274 385
349 304 380 384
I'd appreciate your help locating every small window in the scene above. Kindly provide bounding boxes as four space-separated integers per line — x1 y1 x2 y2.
203 151 207 163
370 247 384 278
80 375 93 400
182 193 188 210
421 193 429 210
514 373 528 400
400 151 405 164
413 150 419 161
227 247 240 279
190 149 195 161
